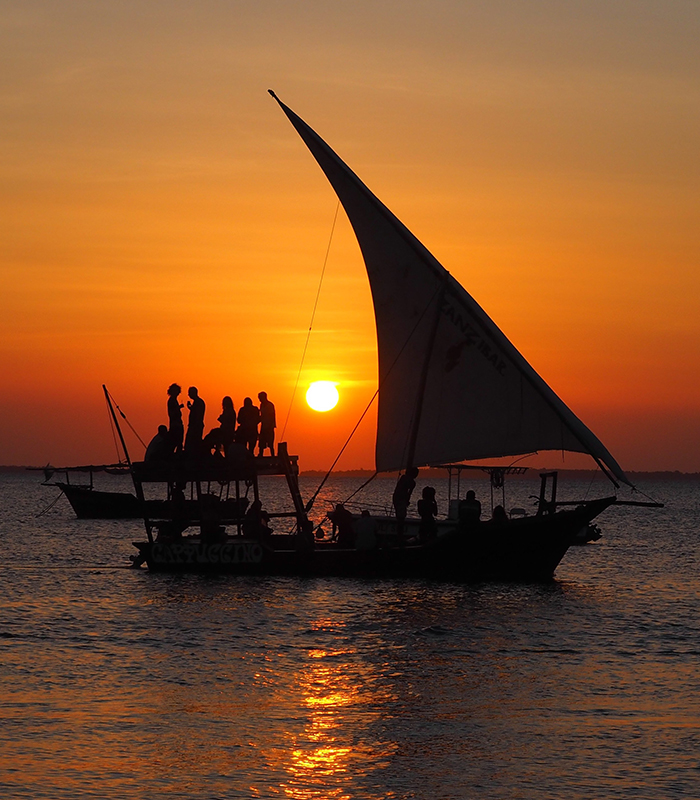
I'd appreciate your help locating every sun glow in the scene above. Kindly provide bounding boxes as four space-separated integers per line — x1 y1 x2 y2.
306 381 340 412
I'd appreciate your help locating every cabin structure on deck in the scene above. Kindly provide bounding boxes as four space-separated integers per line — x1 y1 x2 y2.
130 442 308 545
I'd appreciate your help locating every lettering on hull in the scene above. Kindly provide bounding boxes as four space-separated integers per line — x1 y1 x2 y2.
151 541 264 566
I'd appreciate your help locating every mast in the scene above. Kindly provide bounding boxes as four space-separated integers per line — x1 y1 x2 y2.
103 385 153 544
404 276 448 470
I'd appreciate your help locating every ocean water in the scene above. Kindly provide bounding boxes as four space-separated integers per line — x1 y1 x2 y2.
1 469 699 799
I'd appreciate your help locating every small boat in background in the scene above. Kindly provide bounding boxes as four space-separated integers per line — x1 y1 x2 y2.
33 463 248 522
30 463 140 519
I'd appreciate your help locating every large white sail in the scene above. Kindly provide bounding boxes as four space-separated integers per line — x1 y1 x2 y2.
271 92 630 487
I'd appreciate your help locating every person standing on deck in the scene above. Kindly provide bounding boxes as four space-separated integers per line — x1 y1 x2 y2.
458 489 482 532
417 485 438 542
217 395 236 455
392 467 419 538
167 383 184 453
257 391 276 457
184 386 205 456
237 396 260 454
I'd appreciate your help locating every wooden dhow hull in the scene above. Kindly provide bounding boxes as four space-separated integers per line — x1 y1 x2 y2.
58 483 141 519
132 497 615 582
58 483 248 521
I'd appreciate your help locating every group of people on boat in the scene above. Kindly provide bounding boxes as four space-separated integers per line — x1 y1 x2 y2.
389 468 506 541
321 471 496 552
145 384 277 461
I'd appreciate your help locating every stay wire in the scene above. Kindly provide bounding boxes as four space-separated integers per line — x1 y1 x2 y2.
306 280 446 512
106 390 148 450
280 201 341 442
105 394 123 463
305 388 379 511
342 470 378 504
36 492 63 518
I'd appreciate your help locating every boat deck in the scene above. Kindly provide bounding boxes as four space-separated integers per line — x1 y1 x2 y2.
131 451 299 483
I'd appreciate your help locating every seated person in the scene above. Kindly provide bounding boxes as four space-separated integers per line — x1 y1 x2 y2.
145 425 174 461
328 504 355 548
203 396 236 456
491 505 509 525
242 499 273 540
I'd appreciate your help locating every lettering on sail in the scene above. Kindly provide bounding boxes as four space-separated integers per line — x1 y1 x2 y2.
441 300 507 376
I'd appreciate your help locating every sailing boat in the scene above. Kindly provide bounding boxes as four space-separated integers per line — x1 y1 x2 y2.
127 94 658 580
269 91 627 485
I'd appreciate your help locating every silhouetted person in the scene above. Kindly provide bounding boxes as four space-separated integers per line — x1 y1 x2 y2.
184 386 205 456
458 489 481 531
204 396 236 456
145 425 173 461
219 396 236 445
491 505 508 525
329 504 355 548
237 396 260 454
393 467 419 537
167 383 184 453
257 391 276 457
242 499 272 540
417 486 438 543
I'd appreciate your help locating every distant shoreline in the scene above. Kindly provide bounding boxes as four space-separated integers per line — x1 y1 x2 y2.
298 468 700 480
6 465 697 480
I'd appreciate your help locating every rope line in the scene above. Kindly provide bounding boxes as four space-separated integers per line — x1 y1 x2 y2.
342 470 379 504
281 201 341 441
305 280 446 511
105 390 147 451
305 388 380 511
36 492 63 517
105 393 123 463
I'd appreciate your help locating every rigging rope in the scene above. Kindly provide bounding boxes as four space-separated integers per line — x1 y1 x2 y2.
105 390 147 451
305 280 446 512
630 484 662 504
305 388 380 511
342 470 379 504
280 201 341 442
36 492 63 517
105 394 123 463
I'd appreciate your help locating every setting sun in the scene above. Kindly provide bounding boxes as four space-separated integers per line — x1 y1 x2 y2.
306 381 340 412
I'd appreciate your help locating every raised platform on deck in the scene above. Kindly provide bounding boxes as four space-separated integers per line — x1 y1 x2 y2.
131 452 299 483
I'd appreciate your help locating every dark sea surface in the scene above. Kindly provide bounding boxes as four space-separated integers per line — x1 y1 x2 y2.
1 470 699 799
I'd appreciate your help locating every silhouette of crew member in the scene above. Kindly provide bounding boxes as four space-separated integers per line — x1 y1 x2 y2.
257 391 276 457
204 396 236 456
184 386 206 456
458 489 481 530
417 486 438 542
242 499 272 540
491 505 508 525
393 467 419 536
329 504 355 548
236 396 260 454
167 383 184 453
145 425 173 461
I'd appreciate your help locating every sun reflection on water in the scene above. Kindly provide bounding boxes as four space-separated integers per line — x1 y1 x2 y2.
281 646 396 799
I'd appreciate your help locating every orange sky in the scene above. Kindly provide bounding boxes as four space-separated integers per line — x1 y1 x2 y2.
1 2 699 471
